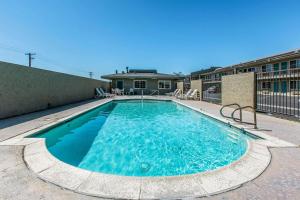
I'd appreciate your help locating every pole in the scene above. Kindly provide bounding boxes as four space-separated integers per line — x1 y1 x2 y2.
25 53 36 67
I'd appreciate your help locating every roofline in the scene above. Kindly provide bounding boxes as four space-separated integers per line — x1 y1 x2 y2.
192 49 300 76
228 49 300 68
101 74 185 80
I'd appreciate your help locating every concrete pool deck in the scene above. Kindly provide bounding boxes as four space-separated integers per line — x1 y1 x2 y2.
0 96 300 199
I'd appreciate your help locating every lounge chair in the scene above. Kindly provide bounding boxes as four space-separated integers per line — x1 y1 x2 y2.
99 88 114 98
95 88 105 98
166 89 179 96
187 89 199 100
175 89 182 98
178 89 192 99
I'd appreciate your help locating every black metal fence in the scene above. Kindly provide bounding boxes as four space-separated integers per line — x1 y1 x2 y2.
202 81 222 104
256 68 300 119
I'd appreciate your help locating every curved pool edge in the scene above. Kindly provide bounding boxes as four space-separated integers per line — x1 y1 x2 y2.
23 138 271 199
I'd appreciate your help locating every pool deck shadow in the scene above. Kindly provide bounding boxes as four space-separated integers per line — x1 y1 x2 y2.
0 96 300 200
0 98 107 142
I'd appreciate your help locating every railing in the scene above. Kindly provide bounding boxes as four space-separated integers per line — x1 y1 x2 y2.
256 68 300 119
231 106 257 129
220 103 241 119
257 68 300 78
220 103 257 129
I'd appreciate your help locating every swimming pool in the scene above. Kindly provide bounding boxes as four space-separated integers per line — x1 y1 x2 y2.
31 99 253 177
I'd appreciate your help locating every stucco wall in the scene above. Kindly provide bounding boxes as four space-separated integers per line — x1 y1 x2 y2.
191 80 202 100
222 72 255 108
0 61 109 119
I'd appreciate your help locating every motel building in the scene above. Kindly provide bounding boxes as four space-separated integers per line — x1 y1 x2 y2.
192 50 300 95
101 69 184 95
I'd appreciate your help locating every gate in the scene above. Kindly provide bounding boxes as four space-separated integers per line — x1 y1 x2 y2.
202 81 222 104
256 68 300 119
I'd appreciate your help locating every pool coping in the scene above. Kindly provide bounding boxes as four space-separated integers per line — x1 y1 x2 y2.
0 96 297 199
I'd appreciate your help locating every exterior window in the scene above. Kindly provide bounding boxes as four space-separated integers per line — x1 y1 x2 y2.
205 75 211 80
266 64 272 72
262 82 271 89
134 80 146 89
290 60 297 68
158 80 171 89
248 67 255 72
262 65 266 72
116 80 124 89
281 62 288 71
290 81 299 90
273 63 279 71
297 60 300 68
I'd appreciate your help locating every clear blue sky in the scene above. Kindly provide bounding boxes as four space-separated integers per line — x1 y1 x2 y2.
1 0 300 79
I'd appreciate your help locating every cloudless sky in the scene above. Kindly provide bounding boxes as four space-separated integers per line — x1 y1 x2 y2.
1 0 300 79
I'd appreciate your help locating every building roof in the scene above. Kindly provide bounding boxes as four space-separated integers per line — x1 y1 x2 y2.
101 69 185 80
229 49 300 68
191 67 221 76
191 49 300 76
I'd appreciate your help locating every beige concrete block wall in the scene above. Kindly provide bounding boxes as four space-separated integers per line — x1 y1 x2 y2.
176 81 184 91
222 72 255 108
0 61 109 119
191 79 202 100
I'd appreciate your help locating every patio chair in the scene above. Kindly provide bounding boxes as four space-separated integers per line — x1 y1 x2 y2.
119 88 125 95
129 88 134 95
99 88 114 98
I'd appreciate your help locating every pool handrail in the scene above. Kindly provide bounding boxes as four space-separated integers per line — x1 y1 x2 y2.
231 106 258 129
220 103 242 120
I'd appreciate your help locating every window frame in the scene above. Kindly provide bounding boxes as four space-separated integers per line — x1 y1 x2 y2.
133 80 147 89
158 80 171 89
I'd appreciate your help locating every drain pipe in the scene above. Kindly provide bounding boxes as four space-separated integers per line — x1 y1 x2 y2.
141 90 144 100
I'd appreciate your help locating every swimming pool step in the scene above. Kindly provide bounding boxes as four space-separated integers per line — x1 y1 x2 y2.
98 111 110 116
226 129 240 136
227 133 238 139
228 137 238 144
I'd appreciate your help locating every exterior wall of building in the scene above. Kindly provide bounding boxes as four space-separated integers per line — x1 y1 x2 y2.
191 80 202 99
0 61 109 119
111 79 176 95
222 72 256 108
236 56 300 74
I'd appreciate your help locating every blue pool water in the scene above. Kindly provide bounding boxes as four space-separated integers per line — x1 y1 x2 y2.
32 100 252 176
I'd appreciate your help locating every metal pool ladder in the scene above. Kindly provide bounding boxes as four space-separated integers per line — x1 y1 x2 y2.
220 103 257 129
